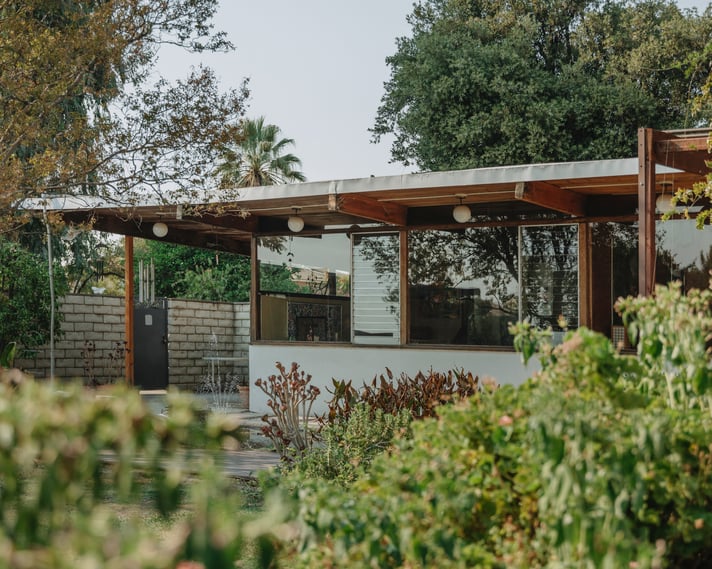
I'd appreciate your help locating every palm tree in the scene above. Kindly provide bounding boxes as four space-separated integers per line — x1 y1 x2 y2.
216 117 306 187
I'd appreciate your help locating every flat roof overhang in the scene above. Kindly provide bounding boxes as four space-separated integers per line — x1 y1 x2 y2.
25 128 711 255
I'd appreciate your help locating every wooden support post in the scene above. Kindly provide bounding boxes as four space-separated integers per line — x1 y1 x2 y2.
399 229 409 345
578 222 592 328
250 235 259 342
124 236 135 386
638 128 656 297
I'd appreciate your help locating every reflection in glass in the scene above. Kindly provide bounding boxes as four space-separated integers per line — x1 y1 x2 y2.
592 220 711 346
257 234 350 342
656 218 712 292
520 225 578 331
352 233 400 344
408 228 519 346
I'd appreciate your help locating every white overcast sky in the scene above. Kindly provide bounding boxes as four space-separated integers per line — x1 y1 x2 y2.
157 0 710 184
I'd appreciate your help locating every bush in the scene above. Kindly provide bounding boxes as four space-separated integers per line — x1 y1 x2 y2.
294 402 412 486
0 237 67 354
321 368 482 426
0 381 280 568
255 362 320 460
271 282 712 568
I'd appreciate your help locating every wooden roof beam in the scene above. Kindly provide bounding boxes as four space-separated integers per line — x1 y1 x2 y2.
63 212 250 255
514 181 586 217
182 210 259 233
328 194 407 226
653 132 711 175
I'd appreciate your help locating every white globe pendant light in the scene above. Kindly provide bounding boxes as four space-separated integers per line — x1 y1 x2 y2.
452 195 471 223
287 207 304 232
152 222 168 238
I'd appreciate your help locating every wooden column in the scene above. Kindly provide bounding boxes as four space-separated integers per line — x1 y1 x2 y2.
399 229 409 345
638 127 656 297
578 222 592 328
124 236 135 386
250 235 259 342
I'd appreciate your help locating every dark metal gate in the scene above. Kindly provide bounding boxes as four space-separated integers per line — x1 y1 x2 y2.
133 301 168 390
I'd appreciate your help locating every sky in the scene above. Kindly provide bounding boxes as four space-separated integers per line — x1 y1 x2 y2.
158 0 414 183
158 0 710 185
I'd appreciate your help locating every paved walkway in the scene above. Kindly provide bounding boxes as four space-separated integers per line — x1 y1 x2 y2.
218 449 281 478
140 393 281 478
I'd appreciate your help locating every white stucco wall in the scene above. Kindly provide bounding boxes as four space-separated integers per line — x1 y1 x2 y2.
248 344 539 415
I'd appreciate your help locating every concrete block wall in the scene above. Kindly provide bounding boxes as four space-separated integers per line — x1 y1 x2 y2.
16 294 250 390
16 294 126 384
167 299 250 390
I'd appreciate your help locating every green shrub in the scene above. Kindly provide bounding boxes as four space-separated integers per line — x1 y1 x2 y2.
294 403 412 486
272 282 712 568
0 237 67 354
0 381 279 568
322 368 482 426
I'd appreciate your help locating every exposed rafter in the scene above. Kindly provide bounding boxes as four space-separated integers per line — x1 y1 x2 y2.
653 132 710 175
514 181 586 217
62 211 250 256
328 194 407 226
182 210 258 233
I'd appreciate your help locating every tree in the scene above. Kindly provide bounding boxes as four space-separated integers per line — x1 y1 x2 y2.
215 116 306 188
0 237 67 354
134 239 251 301
671 29 712 226
372 0 712 171
367 0 712 323
1 0 248 232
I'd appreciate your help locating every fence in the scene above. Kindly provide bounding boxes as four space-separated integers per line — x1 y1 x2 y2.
15 294 250 390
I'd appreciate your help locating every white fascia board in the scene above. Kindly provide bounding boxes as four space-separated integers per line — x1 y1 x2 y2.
19 158 686 213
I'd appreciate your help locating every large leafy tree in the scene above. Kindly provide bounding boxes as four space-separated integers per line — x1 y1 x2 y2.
1 0 249 358
0 238 67 353
215 116 306 188
372 0 712 171
365 0 712 313
1 0 248 232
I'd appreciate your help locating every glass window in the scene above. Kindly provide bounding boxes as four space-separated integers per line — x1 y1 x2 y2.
520 225 579 332
408 228 519 346
656 218 712 292
257 234 350 342
607 218 712 327
351 233 400 344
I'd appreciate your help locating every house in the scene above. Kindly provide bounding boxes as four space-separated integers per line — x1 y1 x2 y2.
30 128 712 413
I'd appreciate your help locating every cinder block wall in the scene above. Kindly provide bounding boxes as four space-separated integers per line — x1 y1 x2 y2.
15 294 250 390
167 299 250 389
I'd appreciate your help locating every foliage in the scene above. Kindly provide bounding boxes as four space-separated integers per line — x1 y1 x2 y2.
259 261 310 295
321 368 482 426
0 343 16 369
178 265 248 302
0 236 67 354
62 232 126 295
617 281 712 412
215 116 306 188
671 138 712 228
134 239 251 301
2 0 248 232
292 403 412 487
372 0 712 171
82 340 129 386
270 282 712 568
0 381 280 568
255 362 320 459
